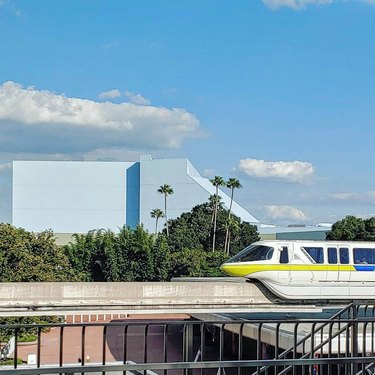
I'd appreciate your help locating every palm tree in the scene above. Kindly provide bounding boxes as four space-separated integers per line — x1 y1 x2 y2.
150 208 165 235
208 194 221 223
157 184 174 236
226 216 240 255
224 178 242 254
210 176 226 252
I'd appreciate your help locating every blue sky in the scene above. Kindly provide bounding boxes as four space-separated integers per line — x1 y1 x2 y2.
1 0 375 226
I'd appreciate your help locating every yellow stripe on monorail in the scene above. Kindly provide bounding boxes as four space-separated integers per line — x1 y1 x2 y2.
220 263 355 277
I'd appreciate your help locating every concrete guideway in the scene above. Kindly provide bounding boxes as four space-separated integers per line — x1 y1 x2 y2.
0 279 321 316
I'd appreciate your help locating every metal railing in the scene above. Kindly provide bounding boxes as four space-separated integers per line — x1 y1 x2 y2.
1 303 375 374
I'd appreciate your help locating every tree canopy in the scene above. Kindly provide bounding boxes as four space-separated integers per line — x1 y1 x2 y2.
326 215 375 241
0 223 79 282
166 202 259 255
64 225 171 282
0 197 260 283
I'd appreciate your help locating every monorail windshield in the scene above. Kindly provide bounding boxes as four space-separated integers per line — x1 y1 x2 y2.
226 245 274 263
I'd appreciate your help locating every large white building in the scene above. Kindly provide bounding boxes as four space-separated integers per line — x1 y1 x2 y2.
12 155 259 235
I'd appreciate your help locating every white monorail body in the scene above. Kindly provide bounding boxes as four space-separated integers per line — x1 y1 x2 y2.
220 240 375 300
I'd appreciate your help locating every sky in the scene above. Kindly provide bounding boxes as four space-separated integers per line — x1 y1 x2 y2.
1 0 375 226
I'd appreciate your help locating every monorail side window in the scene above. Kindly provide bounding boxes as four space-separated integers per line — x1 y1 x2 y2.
353 248 375 264
339 248 349 264
303 247 324 264
327 247 337 264
226 245 274 263
280 247 289 264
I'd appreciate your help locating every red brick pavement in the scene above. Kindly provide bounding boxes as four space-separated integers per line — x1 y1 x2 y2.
15 314 190 366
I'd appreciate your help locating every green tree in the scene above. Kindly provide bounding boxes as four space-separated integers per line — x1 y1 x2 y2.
151 234 171 280
224 178 243 254
0 224 79 282
169 248 207 278
363 217 375 241
326 216 367 241
150 208 165 235
65 229 120 281
202 251 230 277
233 221 260 255
127 225 154 281
157 184 174 236
210 176 226 252
167 203 216 252
226 216 240 255
167 201 259 255
65 226 157 282
64 231 97 281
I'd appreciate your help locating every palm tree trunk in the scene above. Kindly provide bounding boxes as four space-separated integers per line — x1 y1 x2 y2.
155 217 158 235
212 186 219 252
164 194 169 236
212 205 218 252
224 189 234 254
227 230 231 255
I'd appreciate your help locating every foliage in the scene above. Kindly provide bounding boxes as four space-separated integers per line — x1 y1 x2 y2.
0 224 79 282
0 316 62 342
169 249 207 277
209 176 226 252
152 234 171 281
326 215 372 241
157 184 174 236
166 202 259 255
169 249 229 278
64 225 171 282
202 251 230 277
150 208 165 234
18 333 38 342
0 358 23 365
224 178 243 254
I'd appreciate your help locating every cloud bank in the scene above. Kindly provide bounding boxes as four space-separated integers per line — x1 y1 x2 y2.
0 163 11 173
263 0 375 10
238 158 314 183
265 205 306 221
124 90 151 105
98 89 121 99
333 191 375 204
262 0 332 10
0 81 201 153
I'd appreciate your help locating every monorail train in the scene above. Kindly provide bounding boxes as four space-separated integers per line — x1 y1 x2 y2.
220 240 375 300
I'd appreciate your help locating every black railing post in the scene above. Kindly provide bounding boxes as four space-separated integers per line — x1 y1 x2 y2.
183 323 194 375
351 304 359 374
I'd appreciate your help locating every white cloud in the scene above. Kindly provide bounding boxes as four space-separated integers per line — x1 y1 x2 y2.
202 168 215 178
265 205 306 221
102 41 120 49
0 81 201 153
238 158 314 183
332 191 375 204
263 0 332 10
124 90 151 105
98 89 121 99
0 163 11 173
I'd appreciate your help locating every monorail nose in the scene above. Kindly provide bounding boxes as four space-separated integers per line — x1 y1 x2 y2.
220 263 230 275
221 263 241 277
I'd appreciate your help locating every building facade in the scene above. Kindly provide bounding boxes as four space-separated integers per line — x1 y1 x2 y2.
12 155 259 235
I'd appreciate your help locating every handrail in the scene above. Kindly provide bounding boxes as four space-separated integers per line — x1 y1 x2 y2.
251 303 359 375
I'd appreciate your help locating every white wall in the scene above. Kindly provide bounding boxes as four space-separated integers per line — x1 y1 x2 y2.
12 161 135 233
139 157 259 232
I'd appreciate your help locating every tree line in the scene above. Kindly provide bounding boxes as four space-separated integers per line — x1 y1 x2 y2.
151 176 244 255
0 197 259 283
1 195 373 284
